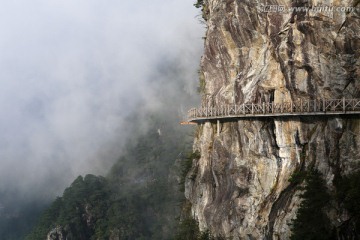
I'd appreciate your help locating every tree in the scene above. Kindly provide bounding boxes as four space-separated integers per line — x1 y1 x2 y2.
291 170 332 240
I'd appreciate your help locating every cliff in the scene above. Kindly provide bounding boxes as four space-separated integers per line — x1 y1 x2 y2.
185 0 360 239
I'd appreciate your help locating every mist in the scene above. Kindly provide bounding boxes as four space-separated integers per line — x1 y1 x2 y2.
0 0 204 203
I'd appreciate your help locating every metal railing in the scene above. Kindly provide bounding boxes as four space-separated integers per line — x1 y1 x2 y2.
188 98 360 122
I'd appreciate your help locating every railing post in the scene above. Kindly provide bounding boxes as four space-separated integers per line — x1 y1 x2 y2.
251 103 254 114
291 101 293 112
353 99 355 111
314 100 317 112
307 100 310 112
242 103 245 114
263 102 265 114
235 105 237 115
272 102 274 113
323 99 326 112
343 97 346 113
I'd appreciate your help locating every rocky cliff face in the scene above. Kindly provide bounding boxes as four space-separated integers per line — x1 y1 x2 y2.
185 0 360 239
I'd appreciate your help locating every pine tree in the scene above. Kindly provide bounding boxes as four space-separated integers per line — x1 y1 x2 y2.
291 170 332 240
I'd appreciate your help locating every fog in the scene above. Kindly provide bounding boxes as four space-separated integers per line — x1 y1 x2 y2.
0 0 204 201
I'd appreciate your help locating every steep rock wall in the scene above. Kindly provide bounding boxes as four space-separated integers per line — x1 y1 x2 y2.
185 0 360 239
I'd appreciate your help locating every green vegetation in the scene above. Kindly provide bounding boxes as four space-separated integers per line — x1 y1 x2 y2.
291 169 360 239
26 101 196 239
175 151 218 240
24 57 200 239
175 217 213 240
341 172 360 225
288 170 307 186
194 0 204 9
175 200 214 240
26 109 195 239
193 0 209 21
291 170 333 240
27 175 110 240
335 171 360 236
179 150 200 192
175 216 201 240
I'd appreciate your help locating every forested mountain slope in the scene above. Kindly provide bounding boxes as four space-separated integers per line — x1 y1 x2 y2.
27 117 192 239
26 61 199 240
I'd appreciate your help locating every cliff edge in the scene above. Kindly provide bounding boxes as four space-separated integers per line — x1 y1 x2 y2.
185 0 360 239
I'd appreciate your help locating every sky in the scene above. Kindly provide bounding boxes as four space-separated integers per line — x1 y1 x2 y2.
0 0 204 201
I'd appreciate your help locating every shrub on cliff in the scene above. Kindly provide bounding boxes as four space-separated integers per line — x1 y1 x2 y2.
194 0 203 9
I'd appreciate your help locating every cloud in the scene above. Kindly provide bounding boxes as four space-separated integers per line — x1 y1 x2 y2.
0 0 204 200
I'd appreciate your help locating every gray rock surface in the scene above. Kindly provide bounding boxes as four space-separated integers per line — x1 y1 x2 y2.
186 0 360 239
47 226 66 240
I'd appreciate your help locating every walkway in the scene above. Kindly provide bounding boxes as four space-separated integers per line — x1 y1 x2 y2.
188 98 360 122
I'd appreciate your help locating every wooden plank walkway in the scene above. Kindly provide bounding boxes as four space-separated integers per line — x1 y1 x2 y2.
188 98 360 123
